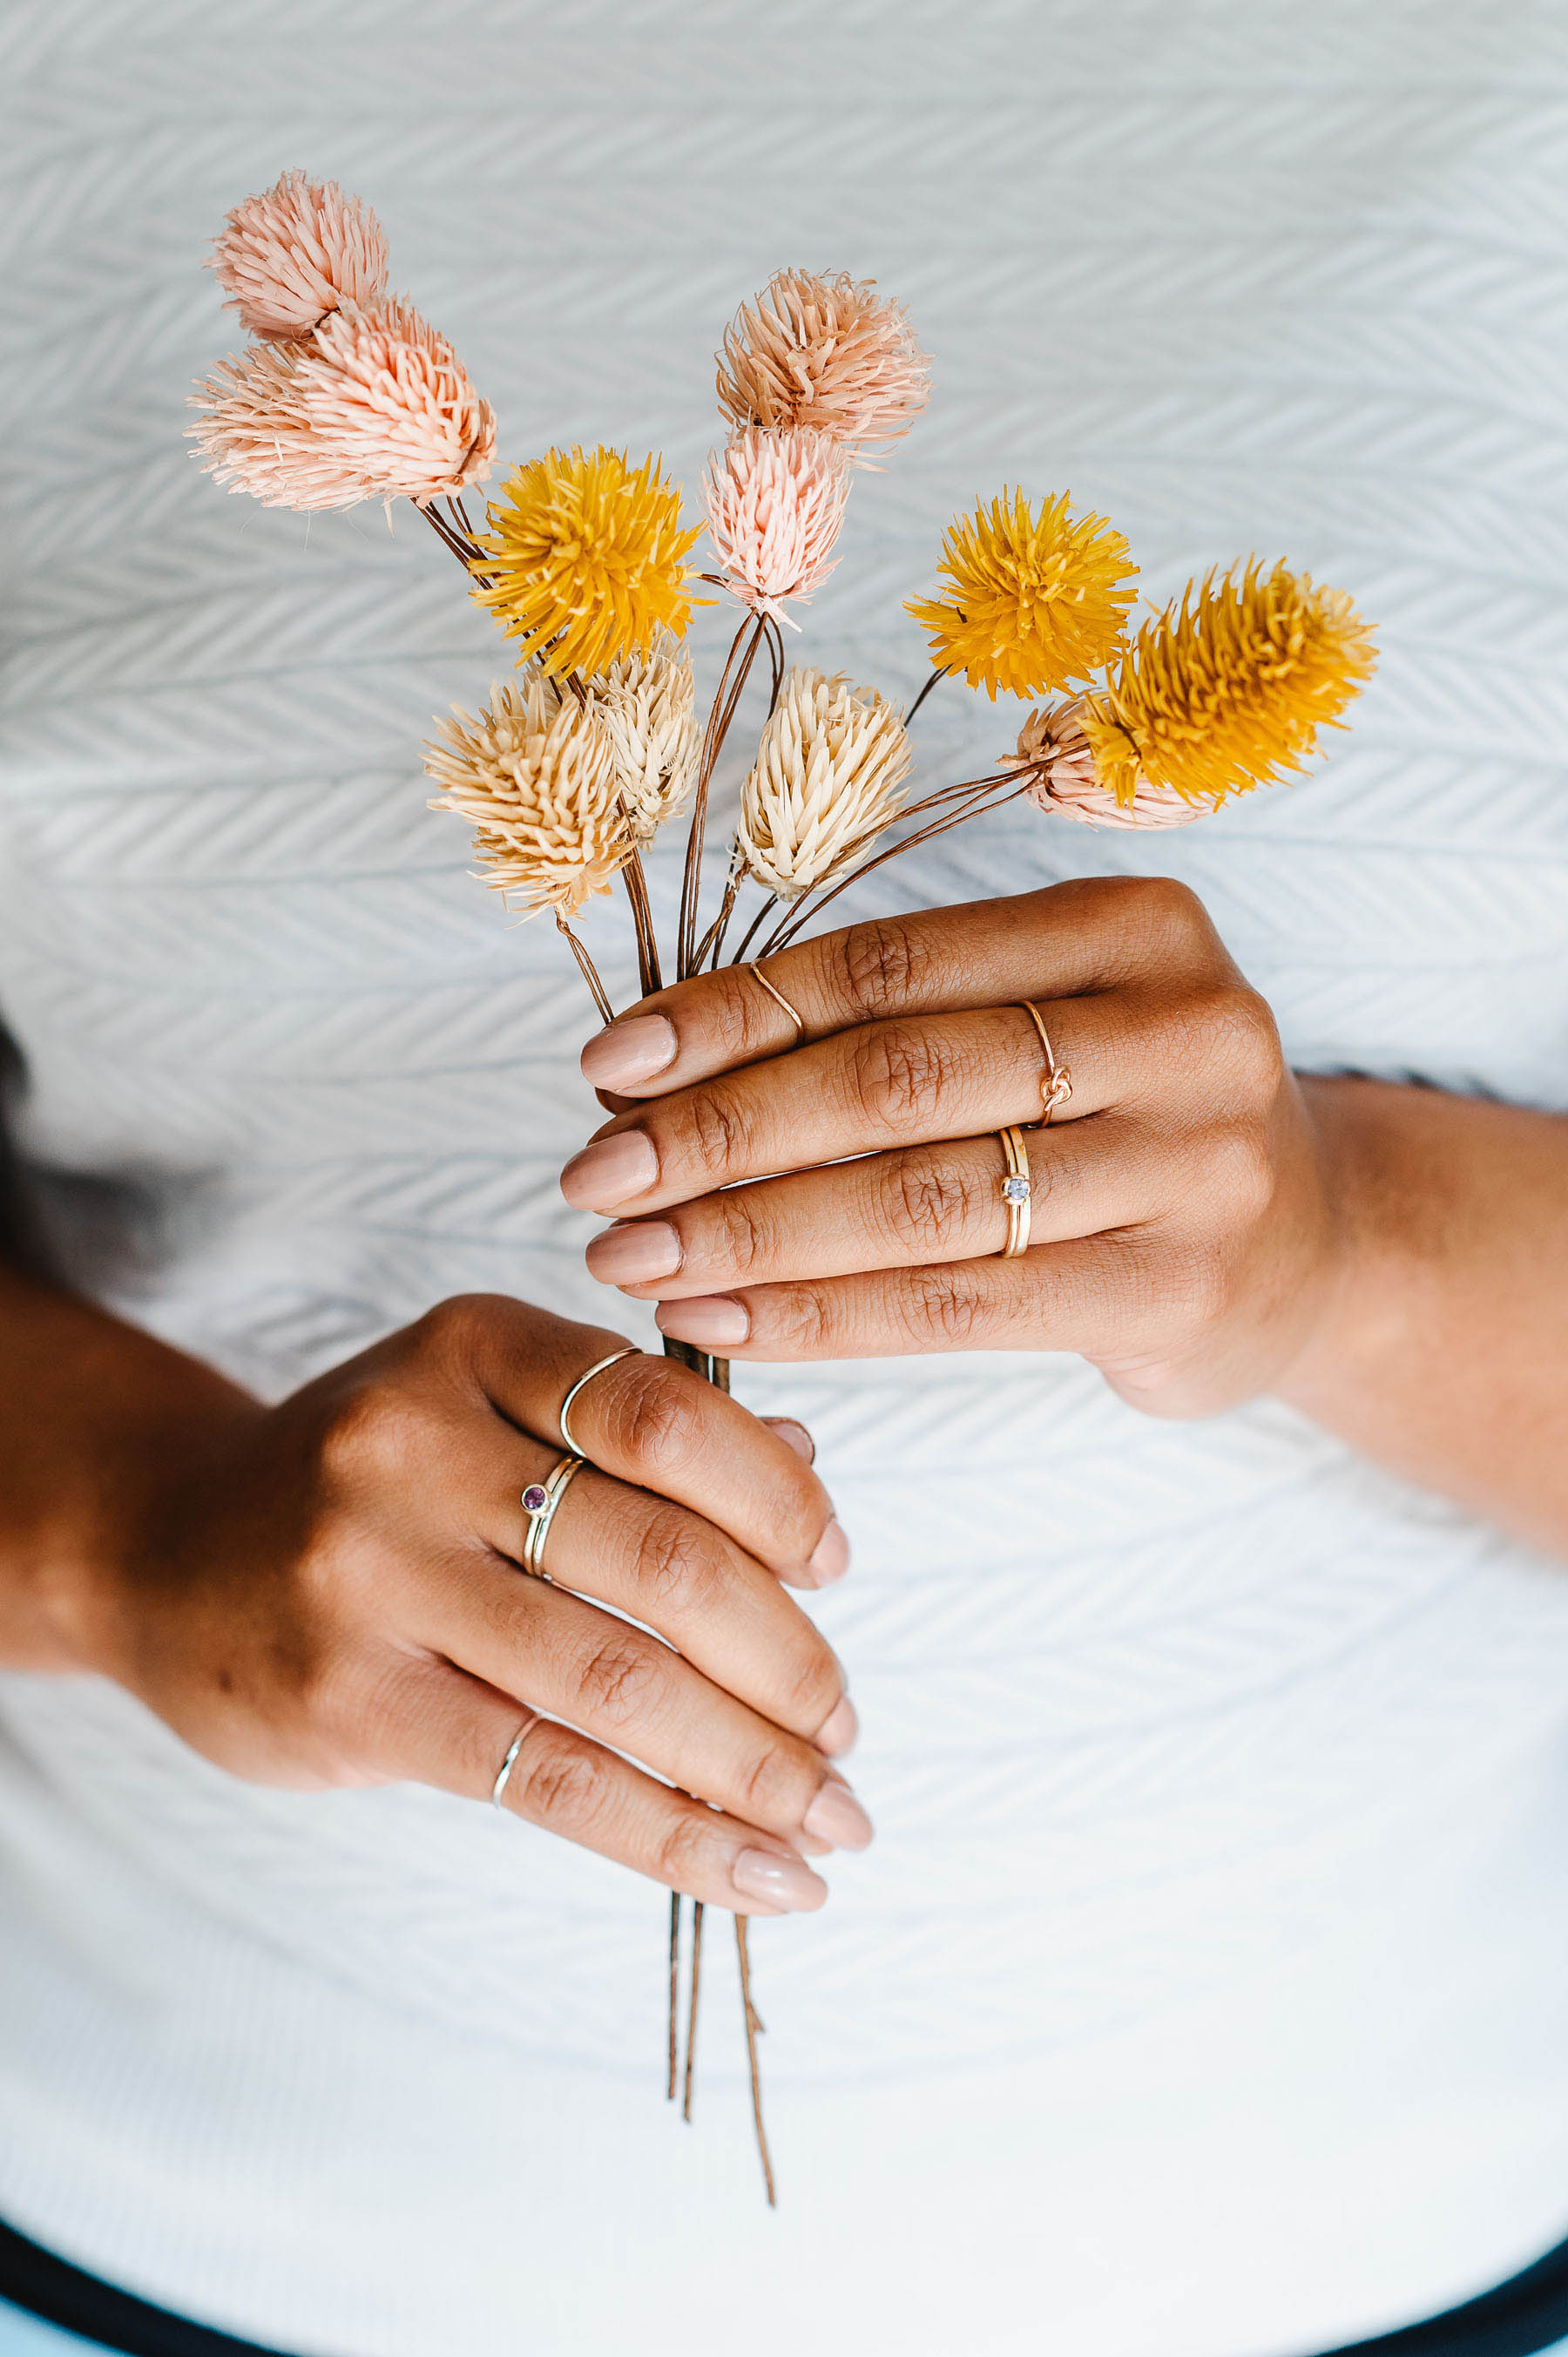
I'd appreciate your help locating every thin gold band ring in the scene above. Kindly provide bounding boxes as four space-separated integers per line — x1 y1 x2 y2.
558 1345 641 1455
745 964 805 1040
997 1125 1031 1257
520 1453 585 1581
1017 999 1073 1124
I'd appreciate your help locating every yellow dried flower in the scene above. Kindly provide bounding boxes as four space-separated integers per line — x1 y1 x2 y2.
423 676 631 917
738 667 911 900
905 490 1138 701
469 446 700 681
1081 560 1378 806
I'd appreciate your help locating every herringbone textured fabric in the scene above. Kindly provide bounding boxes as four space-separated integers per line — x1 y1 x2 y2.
2 7 1568 2355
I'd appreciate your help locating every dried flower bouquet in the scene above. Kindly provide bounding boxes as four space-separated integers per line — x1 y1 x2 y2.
191 171 1378 2200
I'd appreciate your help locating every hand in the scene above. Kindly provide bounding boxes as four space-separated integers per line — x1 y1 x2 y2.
71 1295 865 1914
564 879 1338 1419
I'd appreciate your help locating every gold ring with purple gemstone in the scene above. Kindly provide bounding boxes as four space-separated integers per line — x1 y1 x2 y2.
520 1453 585 1581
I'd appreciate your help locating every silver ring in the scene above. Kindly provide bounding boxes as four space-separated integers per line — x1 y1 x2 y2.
490 1718 532 1810
558 1345 641 1455
521 1453 585 1580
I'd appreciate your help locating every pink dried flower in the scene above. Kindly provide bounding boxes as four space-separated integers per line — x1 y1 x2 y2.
189 297 495 511
206 169 389 341
1006 701 1201 830
702 426 853 620
716 269 930 449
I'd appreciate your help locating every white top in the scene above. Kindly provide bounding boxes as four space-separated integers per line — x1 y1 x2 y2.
3 7 1568 2353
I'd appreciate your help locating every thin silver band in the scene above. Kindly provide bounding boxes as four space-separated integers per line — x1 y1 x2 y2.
558 1345 641 1455
490 1720 532 1810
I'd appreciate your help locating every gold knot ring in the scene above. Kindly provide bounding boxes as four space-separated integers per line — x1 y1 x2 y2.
1017 999 1073 1123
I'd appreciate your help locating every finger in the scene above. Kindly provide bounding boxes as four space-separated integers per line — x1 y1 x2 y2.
375 1656 828 1912
578 877 1221 1096
453 1426 855 1736
561 990 1159 1218
653 1234 1159 1362
419 1297 842 1581
421 1556 874 1858
589 1111 1167 1296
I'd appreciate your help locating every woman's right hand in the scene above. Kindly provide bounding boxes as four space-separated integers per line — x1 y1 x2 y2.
66 1293 867 1916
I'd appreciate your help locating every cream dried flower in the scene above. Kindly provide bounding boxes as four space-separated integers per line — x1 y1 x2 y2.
583 633 700 841
190 296 495 511
1005 701 1200 830
702 426 853 621
737 667 912 900
424 679 631 917
207 169 390 341
717 270 930 449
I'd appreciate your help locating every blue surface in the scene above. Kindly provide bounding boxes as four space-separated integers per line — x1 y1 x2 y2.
0 2303 104 2353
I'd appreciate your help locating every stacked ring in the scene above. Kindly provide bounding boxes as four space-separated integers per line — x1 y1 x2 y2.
998 1125 1032 1256
520 1454 586 1581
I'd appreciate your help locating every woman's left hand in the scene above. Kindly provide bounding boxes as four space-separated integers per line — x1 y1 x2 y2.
561 878 1341 1419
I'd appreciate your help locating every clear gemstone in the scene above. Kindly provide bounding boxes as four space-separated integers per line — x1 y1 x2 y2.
522 1485 549 1514
1002 1175 1031 1202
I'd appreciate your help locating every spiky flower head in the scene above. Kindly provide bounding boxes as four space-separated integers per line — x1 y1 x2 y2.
702 425 853 620
189 297 495 511
470 447 700 680
906 490 1138 701
423 677 631 918
717 269 930 450
206 169 390 341
1005 701 1200 830
1081 561 1378 806
582 632 700 841
737 667 911 900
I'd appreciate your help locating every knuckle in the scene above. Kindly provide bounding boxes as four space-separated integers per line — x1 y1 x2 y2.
594 1358 696 1474
709 1186 769 1278
632 1505 729 1620
767 1284 834 1356
415 1292 497 1359
777 1636 841 1730
1207 1122 1276 1222
1176 983 1282 1094
904 1263 984 1344
878 1153 986 1252
832 914 936 1023
736 1737 808 1827
317 1383 428 1493
849 1019 954 1128
575 1631 666 1733
653 1807 712 1893
511 1727 611 1831
1158 1243 1231 1344
680 1083 754 1175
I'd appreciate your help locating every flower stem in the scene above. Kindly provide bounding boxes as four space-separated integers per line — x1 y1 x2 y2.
736 1915 776 2207
904 663 950 727
554 912 615 1025
679 615 767 981
619 850 663 999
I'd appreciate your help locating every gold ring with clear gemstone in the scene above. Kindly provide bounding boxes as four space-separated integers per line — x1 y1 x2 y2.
998 1125 1031 1256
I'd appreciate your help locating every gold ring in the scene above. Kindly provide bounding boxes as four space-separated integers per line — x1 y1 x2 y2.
520 1453 585 1580
1017 1000 1073 1124
558 1345 640 1455
997 1125 1031 1256
745 964 805 1040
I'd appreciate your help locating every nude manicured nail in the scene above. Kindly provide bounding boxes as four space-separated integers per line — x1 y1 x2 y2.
732 1848 827 1913
656 1295 749 1348
560 1129 659 1210
808 1518 850 1582
814 1695 859 1758
585 1220 682 1285
803 1778 874 1852
580 1015 677 1090
763 1416 815 1463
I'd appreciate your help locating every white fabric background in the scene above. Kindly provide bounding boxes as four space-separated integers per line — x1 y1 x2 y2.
2 5 1568 2354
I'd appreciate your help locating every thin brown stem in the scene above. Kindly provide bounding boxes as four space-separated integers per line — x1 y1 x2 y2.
619 849 663 999
681 1900 705 2122
728 890 781 970
679 616 766 981
904 663 950 727
735 1916 777 2206
419 501 479 568
757 777 1034 959
666 1893 681 2102
554 911 615 1026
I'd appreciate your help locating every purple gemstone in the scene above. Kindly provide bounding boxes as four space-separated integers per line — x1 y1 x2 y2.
522 1484 549 1514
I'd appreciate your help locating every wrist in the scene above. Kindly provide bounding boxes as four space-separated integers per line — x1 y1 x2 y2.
1270 1074 1410 1415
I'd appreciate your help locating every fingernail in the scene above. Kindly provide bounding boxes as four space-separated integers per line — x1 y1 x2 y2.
814 1695 859 1758
732 1847 827 1913
808 1517 850 1582
802 1778 874 1852
656 1295 749 1349
763 1416 815 1464
560 1129 659 1211
585 1219 682 1286
580 1014 678 1090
